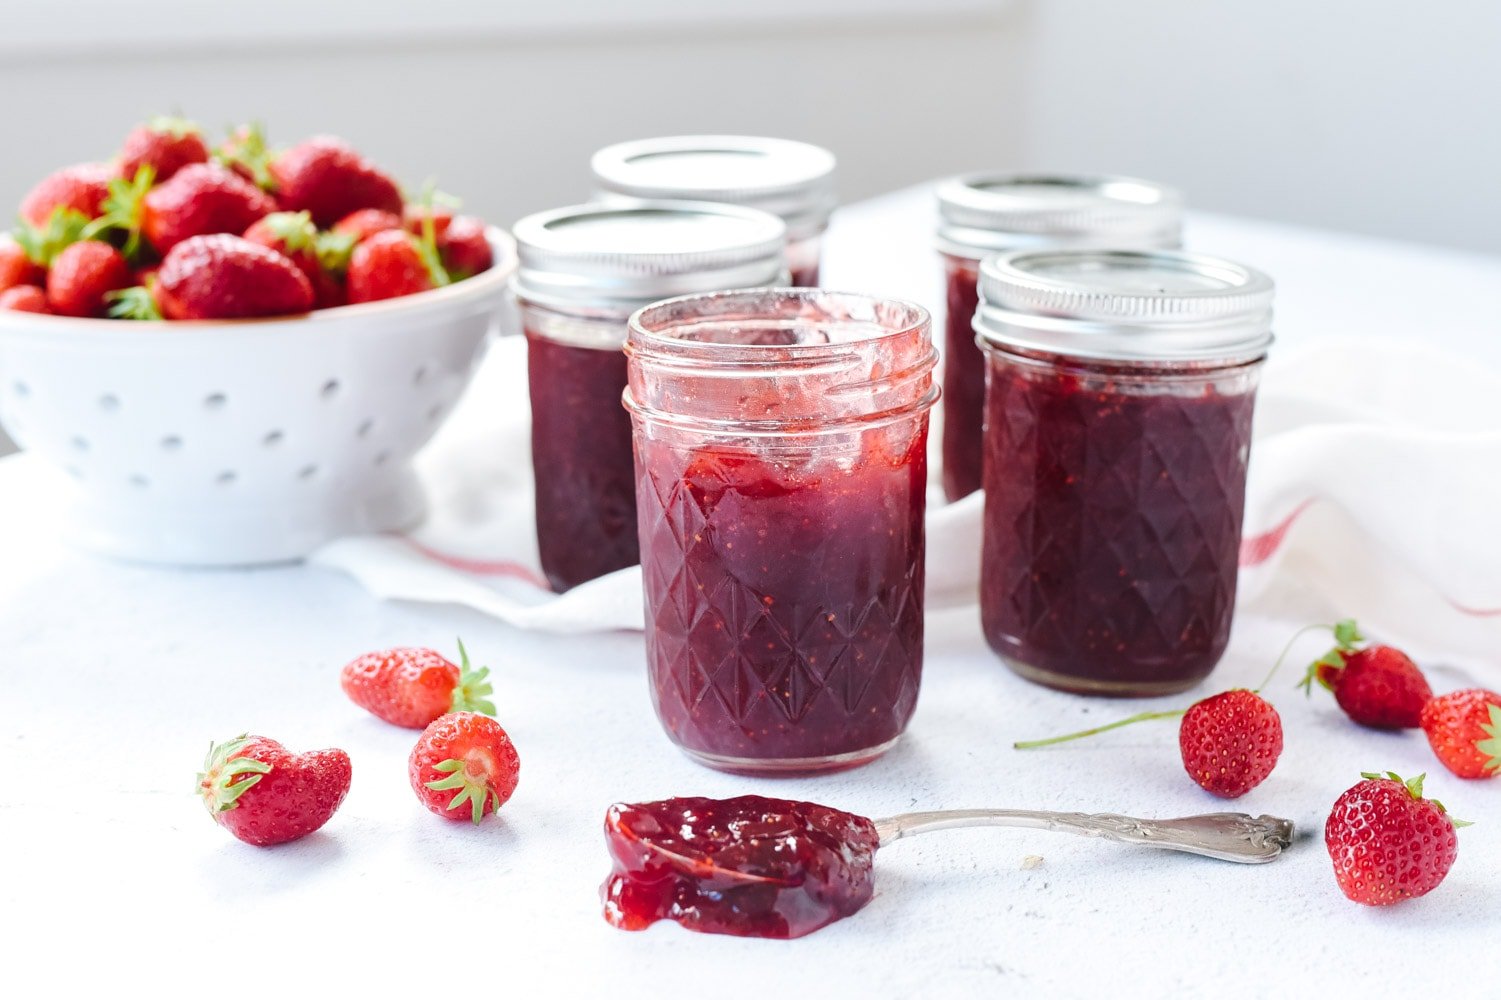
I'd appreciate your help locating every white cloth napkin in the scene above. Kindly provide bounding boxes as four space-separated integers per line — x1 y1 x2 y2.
310 334 1501 666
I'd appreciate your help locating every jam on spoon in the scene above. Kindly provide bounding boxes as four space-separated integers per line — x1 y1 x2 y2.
601 795 1295 939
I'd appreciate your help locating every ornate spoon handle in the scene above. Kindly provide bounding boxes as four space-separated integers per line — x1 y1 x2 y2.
872 809 1294 863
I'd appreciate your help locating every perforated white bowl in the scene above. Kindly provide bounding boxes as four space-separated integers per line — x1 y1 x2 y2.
0 231 517 566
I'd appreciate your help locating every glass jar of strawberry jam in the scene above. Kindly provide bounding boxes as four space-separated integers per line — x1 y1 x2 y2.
975 249 1274 696
511 203 786 592
592 136 835 286
625 289 938 774
936 174 1182 501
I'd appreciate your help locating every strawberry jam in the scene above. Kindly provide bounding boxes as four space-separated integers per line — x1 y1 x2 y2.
627 289 937 772
601 795 879 939
939 256 983 501
974 248 1273 695
525 330 638 592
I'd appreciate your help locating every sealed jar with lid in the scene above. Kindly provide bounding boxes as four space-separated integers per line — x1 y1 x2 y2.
592 136 835 286
974 249 1273 696
626 289 938 774
936 174 1182 501
511 202 786 592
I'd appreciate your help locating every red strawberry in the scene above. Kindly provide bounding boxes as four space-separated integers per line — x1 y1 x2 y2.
1293 619 1431 729
46 241 131 318
271 136 402 228
155 234 314 320
439 215 493 279
1016 687 1284 798
197 734 352 847
242 211 344 308
1178 689 1284 797
408 712 520 824
142 162 277 254
1325 772 1462 905
119 116 209 183
333 208 402 242
0 236 45 291
1420 688 1501 779
19 163 111 228
346 229 435 303
0 285 50 313
341 639 496 729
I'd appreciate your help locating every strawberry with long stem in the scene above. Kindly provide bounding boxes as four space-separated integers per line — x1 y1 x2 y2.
1291 619 1432 729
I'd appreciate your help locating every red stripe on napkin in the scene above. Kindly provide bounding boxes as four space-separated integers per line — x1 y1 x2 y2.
402 538 551 589
1239 499 1315 567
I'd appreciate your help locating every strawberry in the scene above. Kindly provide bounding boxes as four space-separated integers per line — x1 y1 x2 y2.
341 639 496 729
119 116 209 183
0 236 45 291
1420 688 1501 779
271 136 402 228
141 162 276 254
242 211 344 308
333 208 402 242
1178 690 1283 797
1293 620 1432 729
408 712 520 824
215 123 276 190
46 241 131 318
19 163 111 228
197 734 352 847
346 229 437 303
155 234 314 320
1325 772 1462 905
1016 688 1284 798
438 215 493 279
0 285 50 313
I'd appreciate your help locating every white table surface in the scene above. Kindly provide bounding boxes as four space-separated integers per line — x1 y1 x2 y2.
4 187 1499 999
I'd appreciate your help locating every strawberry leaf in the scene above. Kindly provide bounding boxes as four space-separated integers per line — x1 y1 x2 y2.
107 286 162 321
260 211 317 254
450 638 497 717
216 121 276 191
1332 619 1363 649
197 734 272 814
315 229 357 275
146 114 201 139
82 164 155 261
1476 701 1501 775
424 757 495 825
14 207 91 266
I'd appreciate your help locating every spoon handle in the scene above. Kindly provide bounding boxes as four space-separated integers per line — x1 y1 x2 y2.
872 809 1294 863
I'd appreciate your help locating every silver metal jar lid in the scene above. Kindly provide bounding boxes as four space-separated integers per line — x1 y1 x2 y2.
591 136 836 240
975 249 1274 363
510 201 787 313
936 173 1183 258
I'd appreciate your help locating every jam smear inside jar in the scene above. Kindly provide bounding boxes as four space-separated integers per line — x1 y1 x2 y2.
975 248 1273 695
601 795 879 939
627 290 938 774
939 254 983 501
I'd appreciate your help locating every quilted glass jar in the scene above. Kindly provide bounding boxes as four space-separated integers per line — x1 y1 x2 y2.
625 289 937 774
935 174 1182 501
975 249 1274 695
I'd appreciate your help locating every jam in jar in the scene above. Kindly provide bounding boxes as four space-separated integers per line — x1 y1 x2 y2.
626 289 937 773
935 174 1182 501
975 249 1274 695
591 136 835 286
511 202 786 591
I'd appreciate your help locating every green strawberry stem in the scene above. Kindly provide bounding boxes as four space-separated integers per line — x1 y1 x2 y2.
81 164 155 262
413 178 451 288
1257 618 1362 695
424 758 498 825
196 734 271 813
1477 702 1501 775
14 206 91 266
107 286 162 321
1013 709 1186 750
449 637 496 716
1360 770 1472 827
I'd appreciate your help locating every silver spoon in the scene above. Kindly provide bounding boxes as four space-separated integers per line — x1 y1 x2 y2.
873 809 1294 863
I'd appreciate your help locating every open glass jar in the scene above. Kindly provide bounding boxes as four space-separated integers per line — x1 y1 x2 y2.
625 289 938 774
511 202 786 592
936 174 1182 501
975 249 1274 696
592 136 836 286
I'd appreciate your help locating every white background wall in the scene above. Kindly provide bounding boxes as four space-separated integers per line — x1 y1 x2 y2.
2 0 1497 252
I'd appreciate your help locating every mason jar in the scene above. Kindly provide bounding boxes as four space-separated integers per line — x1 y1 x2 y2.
975 249 1274 696
591 136 835 286
511 202 786 592
936 174 1182 501
625 289 938 774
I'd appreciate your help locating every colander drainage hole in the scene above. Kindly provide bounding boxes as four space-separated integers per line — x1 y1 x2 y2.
321 379 340 400
161 435 182 451
357 418 374 438
412 365 429 386
216 470 237 486
65 465 83 480
373 450 390 466
298 464 318 481
263 430 284 447
99 394 120 412
13 381 29 398
128 474 149 489
70 436 89 452
426 403 443 421
204 393 227 411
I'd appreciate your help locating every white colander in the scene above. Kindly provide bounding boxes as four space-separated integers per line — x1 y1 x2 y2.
0 232 517 566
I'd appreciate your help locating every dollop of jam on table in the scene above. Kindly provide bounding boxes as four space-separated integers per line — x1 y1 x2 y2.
601 795 879 939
